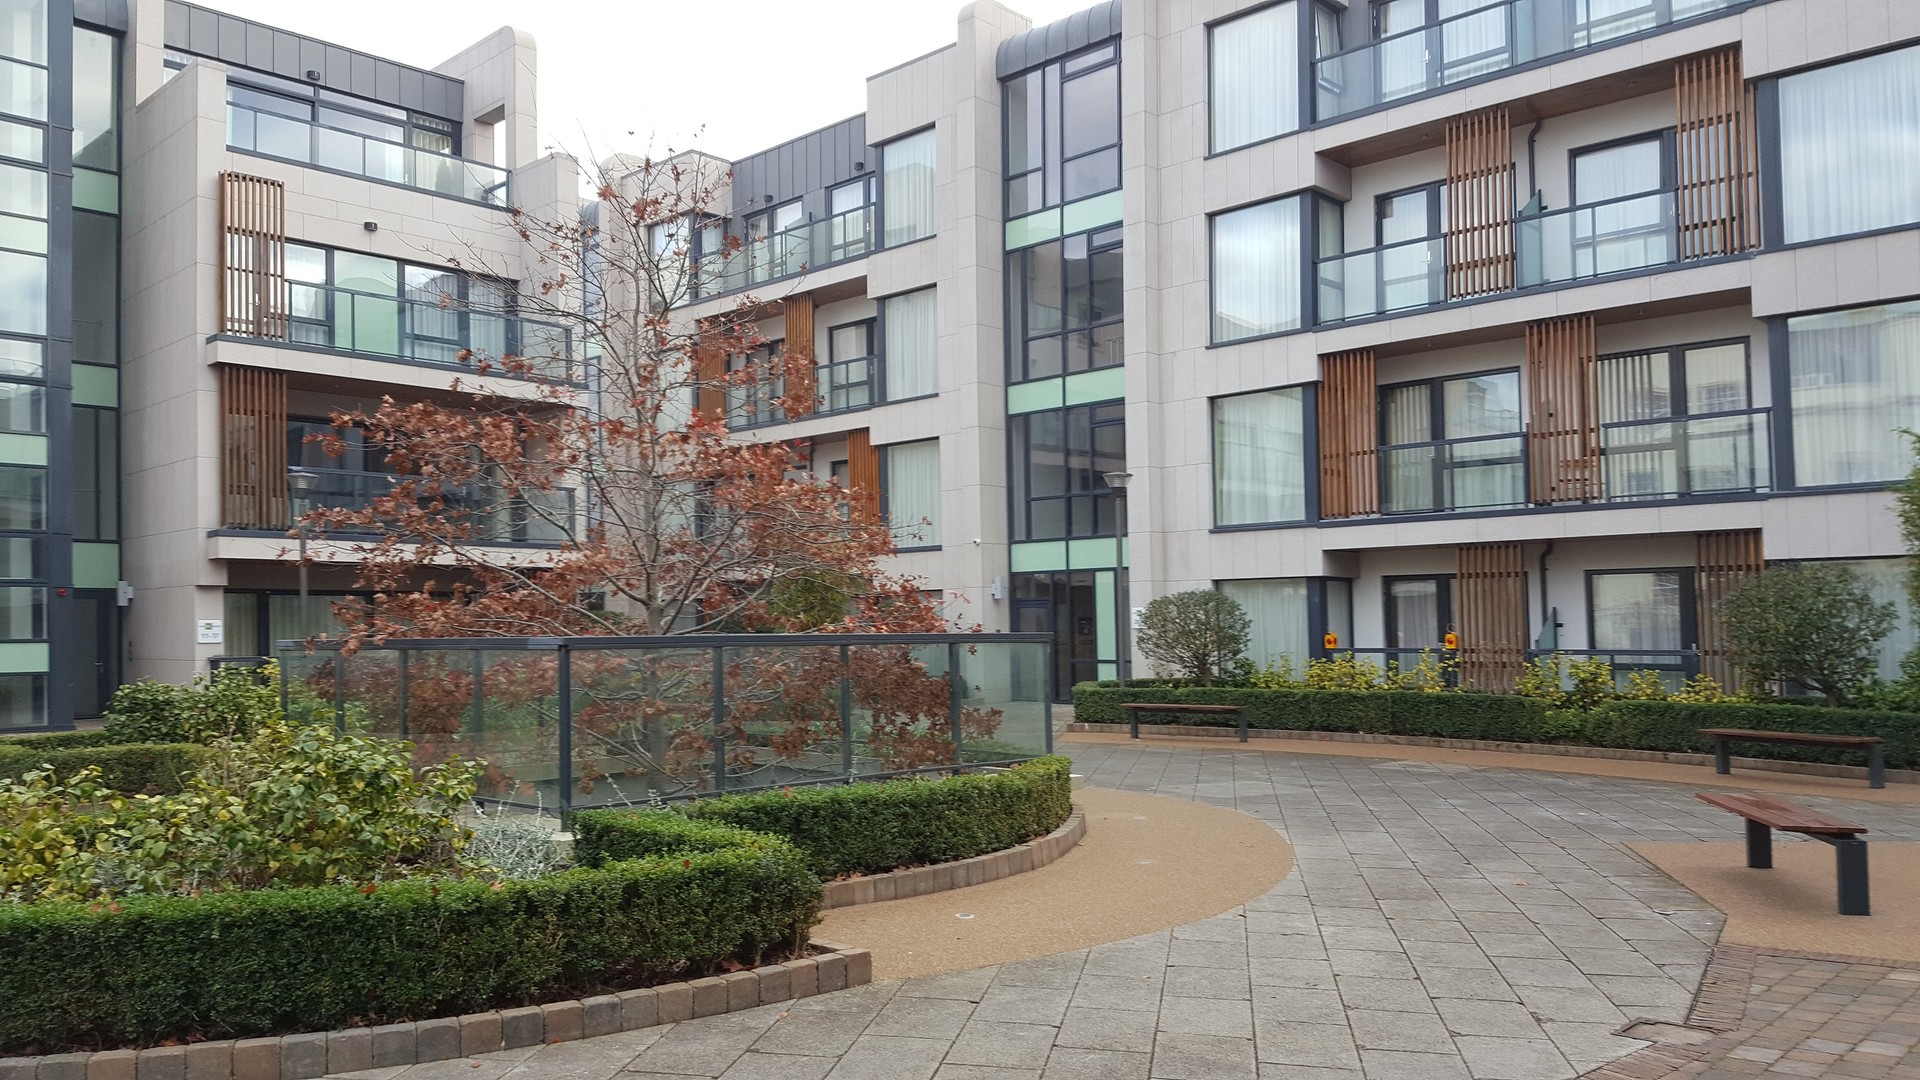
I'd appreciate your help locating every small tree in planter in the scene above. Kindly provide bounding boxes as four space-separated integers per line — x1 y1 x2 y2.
1134 590 1251 687
1718 563 1895 705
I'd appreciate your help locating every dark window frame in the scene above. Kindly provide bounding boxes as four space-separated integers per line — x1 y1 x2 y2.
1000 40 1122 221
819 318 876 415
1006 225 1124 384
1584 566 1698 669
1376 367 1527 515
1382 572 1454 654
726 337 787 430
1009 400 1126 542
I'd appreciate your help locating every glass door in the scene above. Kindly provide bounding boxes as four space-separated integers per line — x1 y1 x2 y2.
1385 575 1453 667
68 590 118 719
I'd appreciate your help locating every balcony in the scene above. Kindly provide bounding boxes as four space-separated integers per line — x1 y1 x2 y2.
1316 237 1447 324
228 102 510 206
1313 0 1748 124
1380 434 1529 515
1599 409 1771 501
291 466 574 545
686 205 874 303
285 286 573 381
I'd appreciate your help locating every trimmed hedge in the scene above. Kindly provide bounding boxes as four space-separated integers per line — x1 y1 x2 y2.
1073 685 1920 770
575 756 1075 879
0 730 124 751
1072 686 1550 742
0 743 213 794
0 817 819 1053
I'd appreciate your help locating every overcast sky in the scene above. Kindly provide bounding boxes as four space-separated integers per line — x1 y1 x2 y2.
198 0 1098 163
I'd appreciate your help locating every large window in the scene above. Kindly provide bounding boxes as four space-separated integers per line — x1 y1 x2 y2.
1589 569 1690 673
1596 340 1766 500
1219 578 1308 671
1385 576 1452 654
820 321 874 414
1211 2 1299 153
1007 227 1122 382
1010 402 1125 541
1380 371 1525 513
883 439 941 550
1571 132 1673 276
883 288 937 400
1004 42 1120 217
726 341 785 429
73 405 117 541
881 128 936 246
1788 300 1920 488
279 243 534 372
1213 386 1307 526
1212 195 1305 342
1777 43 1920 245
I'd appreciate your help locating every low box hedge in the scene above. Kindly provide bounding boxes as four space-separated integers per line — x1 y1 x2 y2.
0 816 820 1053
0 743 213 794
1072 685 1550 743
1072 685 1920 770
0 730 124 751
575 756 1075 879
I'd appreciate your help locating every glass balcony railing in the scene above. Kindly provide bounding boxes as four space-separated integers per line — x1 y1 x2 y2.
1516 191 1676 289
1314 0 1747 123
283 287 573 381
685 205 874 303
228 103 511 206
1380 434 1529 515
294 466 574 544
1316 236 1447 324
1600 409 1771 501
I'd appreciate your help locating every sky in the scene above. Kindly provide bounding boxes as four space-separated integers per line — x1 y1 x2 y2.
198 0 1100 163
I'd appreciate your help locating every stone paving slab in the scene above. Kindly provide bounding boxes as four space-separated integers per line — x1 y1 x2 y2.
330 743 1920 1080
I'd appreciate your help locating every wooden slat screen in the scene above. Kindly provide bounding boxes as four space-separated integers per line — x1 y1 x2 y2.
218 172 287 339
1457 542 1528 691
220 366 288 529
1525 315 1600 504
1318 350 1378 519
845 428 880 521
1695 529 1765 691
1675 48 1762 260
693 319 726 423
1444 107 1516 299
782 296 816 420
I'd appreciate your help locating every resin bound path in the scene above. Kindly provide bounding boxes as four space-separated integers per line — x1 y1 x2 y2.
331 740 1920 1080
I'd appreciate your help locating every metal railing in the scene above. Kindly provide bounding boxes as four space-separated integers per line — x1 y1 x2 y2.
227 103 511 206
1314 0 1747 123
1524 648 1702 690
277 633 1055 815
1316 236 1448 324
1599 409 1772 501
286 466 574 544
1517 190 1676 288
1380 434 1529 515
282 288 573 381
684 205 875 303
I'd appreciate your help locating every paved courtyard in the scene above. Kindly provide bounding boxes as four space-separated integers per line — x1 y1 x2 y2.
334 742 1920 1080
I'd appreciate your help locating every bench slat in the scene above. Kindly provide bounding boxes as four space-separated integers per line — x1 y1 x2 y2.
1698 728 1883 747
1118 703 1245 713
1696 791 1868 835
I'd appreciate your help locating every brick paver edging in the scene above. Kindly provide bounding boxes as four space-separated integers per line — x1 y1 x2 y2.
0 940 872 1080
819 808 1086 909
1067 722 1918 785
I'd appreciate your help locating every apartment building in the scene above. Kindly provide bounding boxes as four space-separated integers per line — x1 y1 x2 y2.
665 0 1920 700
0 0 579 731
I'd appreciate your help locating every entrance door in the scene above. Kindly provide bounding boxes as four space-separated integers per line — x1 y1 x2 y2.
68 590 119 719
1013 599 1053 703
1012 572 1103 703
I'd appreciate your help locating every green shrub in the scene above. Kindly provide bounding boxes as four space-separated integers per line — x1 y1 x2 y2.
0 743 211 794
103 666 282 745
1585 699 1920 769
0 730 123 751
1135 590 1250 685
570 812 787 866
0 828 820 1052
575 757 1075 879
1072 685 1551 743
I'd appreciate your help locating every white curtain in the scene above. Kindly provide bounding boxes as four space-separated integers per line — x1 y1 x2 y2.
882 128 937 247
883 288 937 400
885 439 941 549
1827 559 1918 681
1780 44 1920 244
1789 300 1920 487
1219 579 1309 672
1590 571 1683 651
1213 386 1305 526
1211 196 1302 342
1439 0 1508 83
1211 2 1298 153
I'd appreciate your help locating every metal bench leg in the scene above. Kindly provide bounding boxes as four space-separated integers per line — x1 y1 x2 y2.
1715 737 1732 776
1129 711 1139 740
1238 710 1248 744
1745 819 1773 869
1834 838 1870 916
1869 745 1886 789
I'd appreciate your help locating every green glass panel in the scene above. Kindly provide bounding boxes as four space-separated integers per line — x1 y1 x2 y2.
72 541 118 589
1067 537 1124 570
0 432 44 464
1003 208 1062 251
1063 367 1126 405
72 363 116 407
73 168 116 213
0 641 49 672
1006 378 1064 415
1009 540 1068 573
1094 570 1116 658
1061 190 1124 235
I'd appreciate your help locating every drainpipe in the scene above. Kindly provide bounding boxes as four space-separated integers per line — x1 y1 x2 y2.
1527 118 1545 208
1537 541 1554 647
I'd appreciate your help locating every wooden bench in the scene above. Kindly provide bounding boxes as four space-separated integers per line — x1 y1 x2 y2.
1696 791 1871 915
1698 727 1886 789
1119 702 1249 743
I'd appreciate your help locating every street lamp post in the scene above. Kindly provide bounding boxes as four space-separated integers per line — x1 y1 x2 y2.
1103 470 1133 684
287 467 318 610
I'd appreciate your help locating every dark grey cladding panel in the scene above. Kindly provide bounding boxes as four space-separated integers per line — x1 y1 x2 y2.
729 114 876 221
74 0 129 31
162 0 466 120
995 0 1121 77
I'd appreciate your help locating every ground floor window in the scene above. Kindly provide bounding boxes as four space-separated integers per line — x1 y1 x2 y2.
223 590 365 659
1385 575 1453 659
1588 569 1693 680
